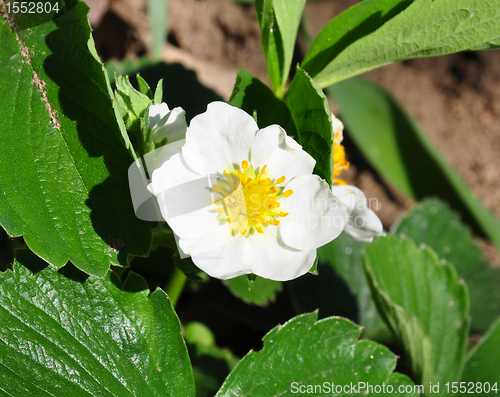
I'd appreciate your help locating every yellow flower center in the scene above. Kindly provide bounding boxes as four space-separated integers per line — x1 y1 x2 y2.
212 161 292 237
332 131 350 185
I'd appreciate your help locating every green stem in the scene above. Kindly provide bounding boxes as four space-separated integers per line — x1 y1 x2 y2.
134 127 146 159
274 84 284 99
165 266 187 307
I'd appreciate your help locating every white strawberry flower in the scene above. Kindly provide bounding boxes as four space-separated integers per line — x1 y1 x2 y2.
331 185 385 242
149 102 187 144
330 116 384 242
148 102 348 281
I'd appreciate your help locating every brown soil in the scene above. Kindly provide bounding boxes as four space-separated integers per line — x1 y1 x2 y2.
85 0 500 265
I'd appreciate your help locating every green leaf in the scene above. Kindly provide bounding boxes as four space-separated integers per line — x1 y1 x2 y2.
255 0 306 96
185 322 238 397
364 235 470 395
284 67 333 184
461 317 500 385
393 199 500 333
0 4 151 276
309 233 392 342
223 275 282 306
287 262 363 334
217 313 416 396
147 0 169 60
328 76 500 251
305 0 500 87
302 0 413 79
0 250 195 396
229 69 296 134
0 226 14 271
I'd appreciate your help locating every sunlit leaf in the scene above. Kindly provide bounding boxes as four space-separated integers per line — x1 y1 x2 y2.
304 0 500 87
302 0 412 79
393 199 500 333
0 3 151 276
0 250 194 396
255 0 306 96
461 317 500 386
284 67 333 184
364 235 469 395
217 312 416 396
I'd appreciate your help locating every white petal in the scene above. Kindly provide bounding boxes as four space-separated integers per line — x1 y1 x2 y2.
144 139 185 173
182 102 258 175
243 227 316 281
331 185 385 242
179 220 233 257
151 107 187 143
149 103 170 127
149 152 201 195
332 115 344 145
250 125 315 182
188 234 255 280
280 175 348 250
149 153 220 240
129 140 185 222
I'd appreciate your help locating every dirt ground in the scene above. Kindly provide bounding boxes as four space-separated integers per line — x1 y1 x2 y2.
84 0 500 264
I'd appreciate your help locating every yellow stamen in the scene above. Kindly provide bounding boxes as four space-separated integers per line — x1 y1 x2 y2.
279 211 289 217
251 214 265 224
332 121 350 185
213 161 291 237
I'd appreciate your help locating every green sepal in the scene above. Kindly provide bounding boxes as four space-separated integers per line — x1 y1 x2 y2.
136 73 153 99
247 273 257 289
308 254 318 275
150 224 176 252
114 74 151 133
154 78 164 105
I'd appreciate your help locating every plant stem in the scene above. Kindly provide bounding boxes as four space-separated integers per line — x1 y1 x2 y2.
166 266 187 307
